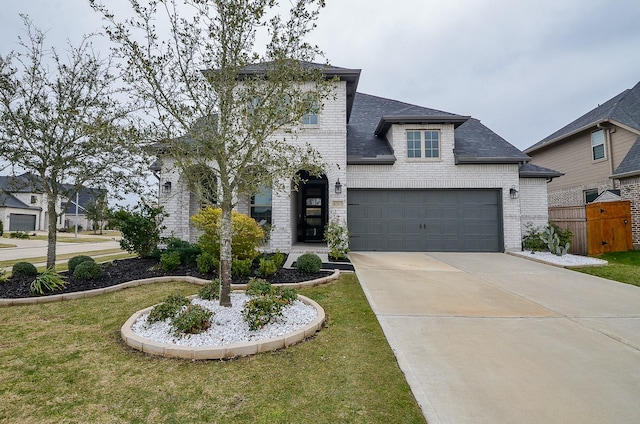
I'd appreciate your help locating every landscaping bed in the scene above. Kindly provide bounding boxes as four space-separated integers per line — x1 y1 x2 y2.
0 256 331 299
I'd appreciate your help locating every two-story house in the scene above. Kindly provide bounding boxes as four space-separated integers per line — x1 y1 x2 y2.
0 172 106 233
525 81 640 248
157 64 559 253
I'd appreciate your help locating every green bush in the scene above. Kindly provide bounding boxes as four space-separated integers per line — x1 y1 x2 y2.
9 231 29 239
192 207 264 261
271 250 285 269
0 219 3 236
12 262 38 277
30 268 66 295
232 258 253 277
522 222 546 252
324 219 350 260
243 279 298 330
296 253 322 273
258 258 278 277
73 261 103 280
160 251 181 271
147 294 190 323
170 304 213 337
111 202 166 258
198 279 221 301
196 252 219 273
550 222 573 247
164 237 202 266
68 255 95 274
0 269 7 283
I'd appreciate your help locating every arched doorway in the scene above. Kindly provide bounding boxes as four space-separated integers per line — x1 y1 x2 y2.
296 171 328 242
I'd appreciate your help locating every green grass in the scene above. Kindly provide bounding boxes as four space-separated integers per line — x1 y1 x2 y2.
0 275 425 423
571 251 640 287
0 248 126 269
0 243 17 248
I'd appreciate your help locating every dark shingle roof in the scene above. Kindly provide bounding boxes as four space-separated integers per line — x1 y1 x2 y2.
0 191 40 210
613 135 640 177
347 93 530 165
526 81 640 153
518 162 564 179
454 118 529 164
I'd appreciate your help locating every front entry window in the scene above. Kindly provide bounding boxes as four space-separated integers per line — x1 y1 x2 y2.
251 186 272 225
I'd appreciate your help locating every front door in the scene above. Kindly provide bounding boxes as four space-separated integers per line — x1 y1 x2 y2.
302 183 327 242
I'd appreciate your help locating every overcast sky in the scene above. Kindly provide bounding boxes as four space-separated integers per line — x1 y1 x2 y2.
1 0 639 153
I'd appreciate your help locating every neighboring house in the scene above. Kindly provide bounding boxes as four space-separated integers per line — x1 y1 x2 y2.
157 64 560 253
525 81 640 248
0 172 105 232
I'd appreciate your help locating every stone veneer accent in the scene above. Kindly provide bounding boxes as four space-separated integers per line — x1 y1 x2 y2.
620 176 640 248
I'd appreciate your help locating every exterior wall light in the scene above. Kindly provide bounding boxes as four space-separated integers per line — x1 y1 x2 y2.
509 186 519 200
163 181 172 194
335 179 342 194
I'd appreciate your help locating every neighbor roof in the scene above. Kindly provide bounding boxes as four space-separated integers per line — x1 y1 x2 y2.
612 135 640 178
347 93 530 165
526 81 640 154
0 191 41 210
518 162 564 179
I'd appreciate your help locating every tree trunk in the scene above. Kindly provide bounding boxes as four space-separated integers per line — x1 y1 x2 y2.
46 198 58 269
219 203 233 307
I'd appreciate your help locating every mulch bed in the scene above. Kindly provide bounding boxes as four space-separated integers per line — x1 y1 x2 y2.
0 257 331 299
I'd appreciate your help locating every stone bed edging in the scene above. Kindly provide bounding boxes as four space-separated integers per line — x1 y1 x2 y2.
0 269 341 307
121 293 325 360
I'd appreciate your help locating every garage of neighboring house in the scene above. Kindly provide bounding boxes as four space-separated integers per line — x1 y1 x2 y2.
9 213 37 232
347 189 503 252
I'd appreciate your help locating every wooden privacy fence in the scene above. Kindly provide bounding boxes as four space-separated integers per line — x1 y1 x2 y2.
549 200 633 256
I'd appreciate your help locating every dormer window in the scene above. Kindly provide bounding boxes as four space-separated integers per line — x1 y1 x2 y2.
406 130 440 159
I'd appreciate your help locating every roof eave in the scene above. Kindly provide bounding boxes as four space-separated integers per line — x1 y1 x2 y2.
611 169 640 179
454 156 528 165
374 115 470 136
347 155 397 165
525 118 613 154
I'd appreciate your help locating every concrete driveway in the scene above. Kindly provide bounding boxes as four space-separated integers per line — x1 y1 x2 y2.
350 252 640 424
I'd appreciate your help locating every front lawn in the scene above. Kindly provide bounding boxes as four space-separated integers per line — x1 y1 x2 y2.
0 275 425 423
571 251 640 287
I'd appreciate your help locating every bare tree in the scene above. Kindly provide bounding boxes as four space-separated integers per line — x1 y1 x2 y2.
91 0 333 306
0 16 147 268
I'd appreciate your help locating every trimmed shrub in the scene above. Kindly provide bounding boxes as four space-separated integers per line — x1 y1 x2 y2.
68 255 95 274
243 279 298 330
198 279 221 301
12 262 38 277
296 253 322 274
192 207 264 261
258 258 278 277
73 261 103 280
271 250 285 269
164 237 201 266
160 251 181 271
246 278 274 296
10 231 29 239
196 252 219 274
170 304 213 337
147 294 190 323
231 258 253 277
111 202 166 258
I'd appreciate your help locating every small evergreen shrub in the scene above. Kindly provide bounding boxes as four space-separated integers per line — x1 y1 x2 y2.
324 219 350 260
522 222 546 252
73 261 103 280
147 294 190 323
257 258 278 277
111 202 166 258
30 268 66 295
196 252 218 273
0 269 7 283
242 279 298 330
296 253 322 273
170 304 213 337
160 251 181 271
232 258 253 277
12 262 38 277
198 279 221 300
271 250 285 269
68 255 95 274
10 231 29 239
0 219 3 236
164 237 201 266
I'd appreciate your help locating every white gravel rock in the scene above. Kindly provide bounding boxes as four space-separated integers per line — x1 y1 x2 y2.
512 250 608 267
131 293 317 347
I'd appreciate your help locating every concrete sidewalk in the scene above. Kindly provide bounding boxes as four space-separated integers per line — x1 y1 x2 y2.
351 252 640 424
0 234 122 263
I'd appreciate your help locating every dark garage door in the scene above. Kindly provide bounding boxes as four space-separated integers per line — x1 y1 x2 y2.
9 214 37 232
347 189 502 252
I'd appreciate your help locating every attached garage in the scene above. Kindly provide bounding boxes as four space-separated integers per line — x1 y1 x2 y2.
347 189 503 252
9 213 37 232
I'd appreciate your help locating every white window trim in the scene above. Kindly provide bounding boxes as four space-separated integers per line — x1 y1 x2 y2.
591 129 606 162
406 129 442 161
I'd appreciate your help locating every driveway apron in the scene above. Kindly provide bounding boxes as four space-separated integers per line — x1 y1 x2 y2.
350 252 640 424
